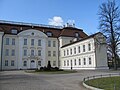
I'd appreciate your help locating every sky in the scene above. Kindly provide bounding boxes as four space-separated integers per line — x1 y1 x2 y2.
0 0 120 35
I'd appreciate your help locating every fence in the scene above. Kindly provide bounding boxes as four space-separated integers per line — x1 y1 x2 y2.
83 73 120 90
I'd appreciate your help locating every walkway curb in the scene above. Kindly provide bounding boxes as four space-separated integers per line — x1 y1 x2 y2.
83 82 103 90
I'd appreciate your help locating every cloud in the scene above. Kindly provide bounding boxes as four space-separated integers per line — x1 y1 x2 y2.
48 16 63 26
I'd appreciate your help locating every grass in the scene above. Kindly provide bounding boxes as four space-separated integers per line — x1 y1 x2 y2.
85 76 120 90
26 70 77 74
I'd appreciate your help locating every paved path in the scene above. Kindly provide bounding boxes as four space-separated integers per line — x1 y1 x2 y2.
0 70 120 90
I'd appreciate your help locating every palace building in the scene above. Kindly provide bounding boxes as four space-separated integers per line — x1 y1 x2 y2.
0 20 108 70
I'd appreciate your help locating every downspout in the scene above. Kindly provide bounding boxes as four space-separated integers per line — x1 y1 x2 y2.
57 38 60 68
1 33 4 71
94 37 97 69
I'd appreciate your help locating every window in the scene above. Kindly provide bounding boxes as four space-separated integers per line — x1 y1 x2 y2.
70 49 72 55
64 50 66 56
24 50 27 56
83 58 86 65
31 39 34 46
12 38 15 45
11 49 15 56
53 41 56 47
11 60 14 66
48 40 51 47
38 61 41 66
6 38 9 45
67 49 69 55
74 59 76 65
53 61 56 66
53 51 56 56
75 32 79 37
89 57 92 65
23 61 27 66
79 59 81 65
11 29 17 34
83 45 85 52
67 60 69 66
5 60 8 66
31 50 34 56
88 43 91 51
78 46 80 53
64 60 66 66
46 32 52 36
5 49 9 56
74 47 76 54
38 50 41 56
48 51 51 56
38 40 41 46
24 39 27 45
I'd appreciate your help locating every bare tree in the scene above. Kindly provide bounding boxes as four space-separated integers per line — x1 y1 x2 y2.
98 0 120 70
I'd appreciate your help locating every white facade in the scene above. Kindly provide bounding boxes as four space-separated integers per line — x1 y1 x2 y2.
0 21 109 70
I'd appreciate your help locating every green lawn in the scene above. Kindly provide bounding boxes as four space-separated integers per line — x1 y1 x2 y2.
26 70 77 74
85 76 120 90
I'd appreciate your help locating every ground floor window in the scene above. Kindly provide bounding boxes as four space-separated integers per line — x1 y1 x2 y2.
83 58 86 65
67 60 69 66
23 61 27 66
64 60 66 66
5 60 8 66
11 60 14 66
38 61 41 66
53 61 56 66
89 57 92 65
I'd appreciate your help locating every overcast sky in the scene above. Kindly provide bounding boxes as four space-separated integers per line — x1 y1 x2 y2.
0 0 120 35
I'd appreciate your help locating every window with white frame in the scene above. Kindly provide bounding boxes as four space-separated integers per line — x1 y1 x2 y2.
53 41 56 47
88 43 91 51
67 49 69 55
12 38 15 45
31 50 34 56
48 40 51 47
38 40 41 46
11 60 14 66
78 46 81 53
23 61 27 66
83 58 86 65
67 60 69 66
6 38 9 45
48 51 51 56
83 45 85 52
53 51 56 56
5 49 9 56
79 59 81 65
38 50 41 56
53 61 56 66
70 48 72 55
46 32 52 36
74 59 76 65
64 50 66 56
89 57 92 65
24 49 27 56
5 60 8 66
31 39 34 46
11 29 17 34
74 47 76 54
38 61 41 66
24 39 27 45
64 60 66 66
11 49 15 56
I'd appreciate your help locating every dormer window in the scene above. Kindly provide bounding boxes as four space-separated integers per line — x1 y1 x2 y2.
46 31 52 36
11 29 18 34
75 32 79 37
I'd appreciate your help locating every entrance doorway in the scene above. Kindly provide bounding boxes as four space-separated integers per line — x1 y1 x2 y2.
30 60 36 69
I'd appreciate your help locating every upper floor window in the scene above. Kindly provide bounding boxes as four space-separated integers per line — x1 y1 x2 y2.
48 40 51 47
48 51 51 56
79 59 81 65
24 39 27 45
67 49 69 55
5 49 9 56
38 50 41 56
12 38 15 45
38 40 41 46
38 61 41 66
31 39 34 46
53 51 56 57
70 49 72 55
24 50 27 56
74 47 76 54
64 50 66 56
11 49 15 56
46 32 52 36
83 45 85 52
88 43 91 51
78 46 80 53
31 50 34 56
11 29 17 34
53 41 56 47
6 38 9 45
